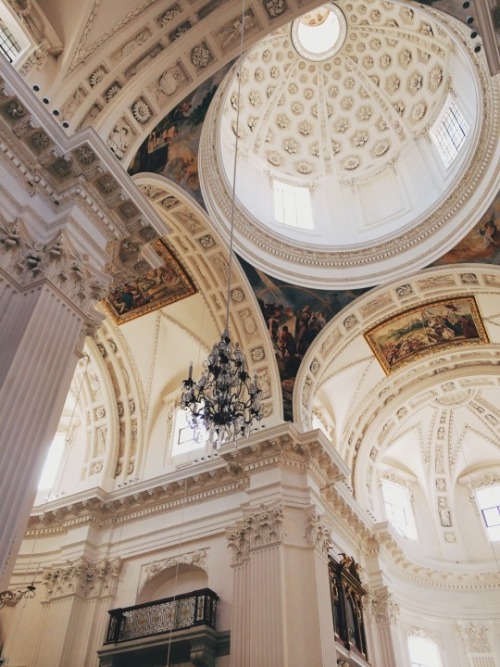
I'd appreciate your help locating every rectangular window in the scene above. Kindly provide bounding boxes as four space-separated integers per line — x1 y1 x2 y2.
431 100 470 167
0 19 21 63
172 408 207 456
476 485 500 541
273 180 314 230
381 479 417 539
408 636 442 667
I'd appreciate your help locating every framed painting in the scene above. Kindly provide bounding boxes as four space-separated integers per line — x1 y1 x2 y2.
103 239 196 324
364 296 488 374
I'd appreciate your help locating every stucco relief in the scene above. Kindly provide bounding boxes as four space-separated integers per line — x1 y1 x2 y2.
305 508 333 556
0 221 107 318
368 588 400 624
458 622 492 653
138 549 208 595
43 557 122 600
226 503 284 563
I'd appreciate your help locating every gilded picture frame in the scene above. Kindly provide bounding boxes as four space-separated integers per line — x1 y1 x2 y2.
364 296 488 375
103 239 196 324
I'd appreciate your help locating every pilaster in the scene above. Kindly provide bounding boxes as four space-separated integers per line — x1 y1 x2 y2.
227 501 337 667
458 622 496 667
30 557 122 667
366 587 402 667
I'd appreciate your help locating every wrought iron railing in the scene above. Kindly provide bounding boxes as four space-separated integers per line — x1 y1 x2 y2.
105 588 218 644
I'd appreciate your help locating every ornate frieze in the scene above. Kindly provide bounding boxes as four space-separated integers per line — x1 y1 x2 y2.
0 60 168 288
43 557 122 600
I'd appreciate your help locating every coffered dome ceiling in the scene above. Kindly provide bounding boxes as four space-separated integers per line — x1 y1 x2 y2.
201 0 500 288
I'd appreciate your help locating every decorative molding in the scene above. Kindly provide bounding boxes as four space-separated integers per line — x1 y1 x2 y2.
0 59 169 287
0 221 107 318
139 548 208 592
42 557 122 600
226 502 284 564
368 588 400 624
305 508 333 556
458 622 492 654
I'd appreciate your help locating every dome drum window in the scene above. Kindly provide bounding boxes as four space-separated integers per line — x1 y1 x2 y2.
431 98 470 167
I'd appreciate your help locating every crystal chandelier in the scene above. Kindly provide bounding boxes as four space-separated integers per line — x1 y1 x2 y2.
181 10 263 446
181 329 262 445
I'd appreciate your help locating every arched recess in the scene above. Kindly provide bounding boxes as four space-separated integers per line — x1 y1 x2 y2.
294 263 500 476
137 550 209 604
46 316 149 496
132 174 282 429
292 263 500 567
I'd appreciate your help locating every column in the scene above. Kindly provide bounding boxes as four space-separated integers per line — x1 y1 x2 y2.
22 557 122 667
226 523 251 667
305 508 337 666
0 222 107 589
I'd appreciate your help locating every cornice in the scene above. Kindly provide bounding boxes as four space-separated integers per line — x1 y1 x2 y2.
369 523 500 592
0 58 170 284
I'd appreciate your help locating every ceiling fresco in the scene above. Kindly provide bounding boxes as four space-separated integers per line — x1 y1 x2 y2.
126 9 500 420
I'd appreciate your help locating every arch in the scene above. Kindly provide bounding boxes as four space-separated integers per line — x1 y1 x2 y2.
293 264 500 484
137 549 209 604
132 174 283 427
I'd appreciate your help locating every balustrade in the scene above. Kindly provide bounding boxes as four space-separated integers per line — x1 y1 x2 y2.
105 588 218 644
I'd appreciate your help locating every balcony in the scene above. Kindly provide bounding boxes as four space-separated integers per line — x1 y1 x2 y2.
98 588 227 667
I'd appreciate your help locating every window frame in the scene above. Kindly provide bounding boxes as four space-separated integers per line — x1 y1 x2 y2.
430 97 470 168
381 478 418 540
273 179 314 230
475 484 500 542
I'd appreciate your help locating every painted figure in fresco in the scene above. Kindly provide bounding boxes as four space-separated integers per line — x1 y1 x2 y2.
295 304 312 355
142 125 179 172
278 325 296 359
479 214 500 248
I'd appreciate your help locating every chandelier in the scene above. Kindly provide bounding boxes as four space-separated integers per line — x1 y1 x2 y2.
181 329 262 445
181 9 263 446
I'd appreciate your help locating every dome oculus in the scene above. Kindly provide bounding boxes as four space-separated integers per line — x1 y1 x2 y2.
291 4 347 62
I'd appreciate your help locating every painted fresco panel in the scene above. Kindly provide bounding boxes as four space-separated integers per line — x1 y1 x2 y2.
364 296 488 374
128 65 231 206
240 258 367 420
103 240 196 324
431 191 500 267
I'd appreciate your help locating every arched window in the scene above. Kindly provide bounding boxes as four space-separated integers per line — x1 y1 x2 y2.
38 431 66 491
408 635 442 667
430 96 470 168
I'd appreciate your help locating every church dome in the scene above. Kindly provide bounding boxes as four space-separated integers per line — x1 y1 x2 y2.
200 0 499 288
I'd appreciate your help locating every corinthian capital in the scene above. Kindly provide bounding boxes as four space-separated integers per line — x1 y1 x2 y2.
305 508 332 556
0 220 109 318
42 557 122 600
368 588 400 624
226 502 284 563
